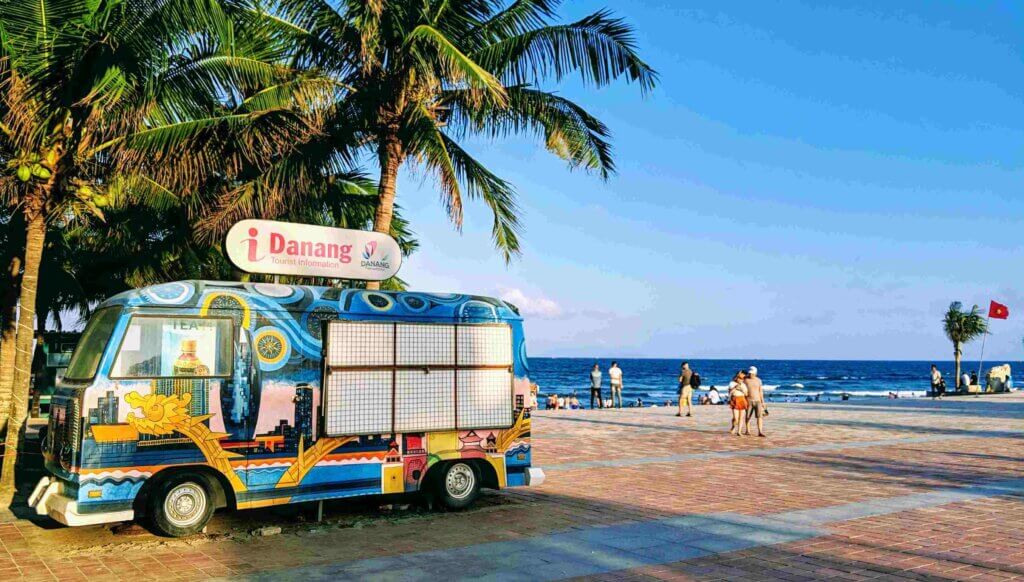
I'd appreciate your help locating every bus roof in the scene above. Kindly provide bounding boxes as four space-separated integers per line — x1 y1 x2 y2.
98 280 523 322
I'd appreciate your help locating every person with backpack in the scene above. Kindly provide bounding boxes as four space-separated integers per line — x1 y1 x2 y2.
676 361 694 417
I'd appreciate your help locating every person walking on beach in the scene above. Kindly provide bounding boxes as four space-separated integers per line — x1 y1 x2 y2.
589 364 604 409
930 364 944 399
728 371 749 435
677 362 694 417
744 366 767 437
609 362 624 408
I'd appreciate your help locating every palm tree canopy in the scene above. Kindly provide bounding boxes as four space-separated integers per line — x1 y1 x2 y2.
0 0 326 223
223 0 657 261
943 301 988 352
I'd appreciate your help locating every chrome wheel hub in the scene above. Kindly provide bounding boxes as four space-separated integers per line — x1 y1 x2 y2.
445 464 475 499
164 482 207 528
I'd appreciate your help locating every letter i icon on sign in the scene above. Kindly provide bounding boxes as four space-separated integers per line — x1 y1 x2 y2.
245 228 262 261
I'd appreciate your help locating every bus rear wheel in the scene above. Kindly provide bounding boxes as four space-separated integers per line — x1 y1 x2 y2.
436 461 480 510
148 473 214 537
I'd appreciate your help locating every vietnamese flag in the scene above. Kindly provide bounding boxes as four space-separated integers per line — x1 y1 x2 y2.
989 300 1009 320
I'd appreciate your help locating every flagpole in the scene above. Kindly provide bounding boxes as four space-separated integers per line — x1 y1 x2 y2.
976 315 990 391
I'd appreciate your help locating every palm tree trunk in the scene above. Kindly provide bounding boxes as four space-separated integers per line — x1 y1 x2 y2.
0 255 22 435
0 196 47 509
367 135 403 291
0 258 22 424
953 343 961 391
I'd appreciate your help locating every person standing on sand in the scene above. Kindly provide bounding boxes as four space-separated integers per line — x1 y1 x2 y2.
728 371 749 435
744 366 767 437
960 371 970 391
677 362 694 417
609 362 623 408
589 364 604 409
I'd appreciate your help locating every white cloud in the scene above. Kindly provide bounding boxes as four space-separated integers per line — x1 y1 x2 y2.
498 288 563 318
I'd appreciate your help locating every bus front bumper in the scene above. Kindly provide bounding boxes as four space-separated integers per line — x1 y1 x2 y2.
28 477 134 527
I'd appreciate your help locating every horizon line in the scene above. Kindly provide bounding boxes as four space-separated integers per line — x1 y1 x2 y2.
530 356 1023 363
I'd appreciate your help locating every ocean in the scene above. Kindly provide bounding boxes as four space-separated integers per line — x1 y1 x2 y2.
528 358 1021 404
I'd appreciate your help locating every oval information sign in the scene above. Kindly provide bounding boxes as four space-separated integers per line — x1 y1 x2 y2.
225 220 402 281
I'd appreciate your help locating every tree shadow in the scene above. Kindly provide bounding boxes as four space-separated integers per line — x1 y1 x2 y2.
801 398 1024 421
767 448 1024 492
784 417 1024 440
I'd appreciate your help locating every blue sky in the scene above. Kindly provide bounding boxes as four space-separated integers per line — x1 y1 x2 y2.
396 0 1024 360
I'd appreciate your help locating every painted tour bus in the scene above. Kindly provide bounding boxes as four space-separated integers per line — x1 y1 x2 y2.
29 280 543 536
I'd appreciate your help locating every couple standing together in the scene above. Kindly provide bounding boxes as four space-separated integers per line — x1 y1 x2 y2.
728 367 767 437
589 362 623 408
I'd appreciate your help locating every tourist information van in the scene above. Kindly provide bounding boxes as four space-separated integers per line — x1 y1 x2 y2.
29 222 543 536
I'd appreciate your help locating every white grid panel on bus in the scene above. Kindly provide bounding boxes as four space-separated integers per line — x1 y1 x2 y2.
326 321 394 367
396 324 454 366
457 325 512 366
457 369 513 429
395 369 455 433
323 370 393 436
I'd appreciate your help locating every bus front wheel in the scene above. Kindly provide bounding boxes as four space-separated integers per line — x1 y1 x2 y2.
149 473 214 537
436 461 480 510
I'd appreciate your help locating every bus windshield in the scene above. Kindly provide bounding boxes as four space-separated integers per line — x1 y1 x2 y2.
64 307 123 381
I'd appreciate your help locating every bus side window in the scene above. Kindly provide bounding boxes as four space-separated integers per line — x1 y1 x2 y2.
111 317 233 379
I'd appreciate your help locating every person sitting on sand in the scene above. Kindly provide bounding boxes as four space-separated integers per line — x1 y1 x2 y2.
729 371 749 436
699 393 709 405
570 394 580 409
708 385 721 405
930 364 944 399
546 394 557 409
557 395 566 409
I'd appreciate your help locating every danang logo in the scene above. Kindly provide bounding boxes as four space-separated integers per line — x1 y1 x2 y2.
360 240 392 271
362 241 376 260
243 227 353 264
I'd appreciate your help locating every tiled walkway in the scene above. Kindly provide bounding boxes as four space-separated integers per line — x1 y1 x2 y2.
2 394 1023 580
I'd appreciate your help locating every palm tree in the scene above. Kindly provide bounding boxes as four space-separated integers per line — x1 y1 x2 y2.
0 0 319 506
0 212 22 435
942 302 988 391
221 0 656 288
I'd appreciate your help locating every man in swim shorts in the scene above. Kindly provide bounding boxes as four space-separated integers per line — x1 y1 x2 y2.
608 362 623 408
744 366 767 437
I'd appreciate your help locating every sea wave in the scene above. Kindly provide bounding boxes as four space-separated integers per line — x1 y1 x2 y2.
768 389 927 399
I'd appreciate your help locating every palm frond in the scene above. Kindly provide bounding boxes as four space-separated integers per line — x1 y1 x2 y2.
471 0 560 44
408 24 507 106
406 109 520 260
473 9 657 93
444 85 614 178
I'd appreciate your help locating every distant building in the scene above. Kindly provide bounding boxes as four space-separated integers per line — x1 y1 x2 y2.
87 391 119 425
293 384 314 447
155 377 208 417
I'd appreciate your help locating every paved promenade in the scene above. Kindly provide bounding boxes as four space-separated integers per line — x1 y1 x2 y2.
2 394 1023 580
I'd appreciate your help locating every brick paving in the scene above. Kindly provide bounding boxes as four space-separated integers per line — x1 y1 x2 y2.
2 393 1022 580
